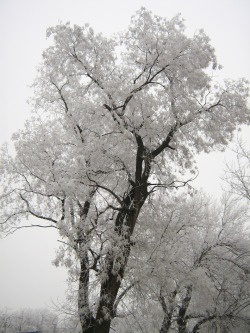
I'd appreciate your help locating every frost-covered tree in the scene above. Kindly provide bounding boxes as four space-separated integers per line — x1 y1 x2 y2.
0 308 13 333
113 194 250 333
225 139 250 202
0 308 58 333
0 8 249 333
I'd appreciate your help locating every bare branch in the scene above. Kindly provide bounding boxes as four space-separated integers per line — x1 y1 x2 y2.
113 282 137 318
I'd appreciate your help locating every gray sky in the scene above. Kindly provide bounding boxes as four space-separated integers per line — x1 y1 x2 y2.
0 0 249 311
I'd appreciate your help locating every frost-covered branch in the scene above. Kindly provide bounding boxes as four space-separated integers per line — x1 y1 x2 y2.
19 193 58 224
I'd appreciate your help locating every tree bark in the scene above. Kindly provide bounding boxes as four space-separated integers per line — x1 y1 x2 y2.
93 181 148 332
177 286 192 333
78 253 94 333
159 289 177 333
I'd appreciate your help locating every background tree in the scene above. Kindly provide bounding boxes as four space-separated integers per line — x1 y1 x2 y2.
0 309 13 333
224 139 250 202
0 8 249 333
0 308 58 333
112 193 250 333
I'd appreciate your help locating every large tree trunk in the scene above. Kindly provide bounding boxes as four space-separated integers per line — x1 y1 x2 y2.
78 253 94 333
93 248 130 333
93 181 148 333
77 194 96 333
78 203 145 333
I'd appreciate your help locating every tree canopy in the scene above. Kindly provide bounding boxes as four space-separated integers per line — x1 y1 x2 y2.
0 8 249 333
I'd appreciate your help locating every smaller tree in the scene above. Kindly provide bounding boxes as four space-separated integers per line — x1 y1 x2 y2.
112 193 250 333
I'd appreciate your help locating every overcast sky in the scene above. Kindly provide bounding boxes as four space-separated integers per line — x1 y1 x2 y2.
0 0 249 311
